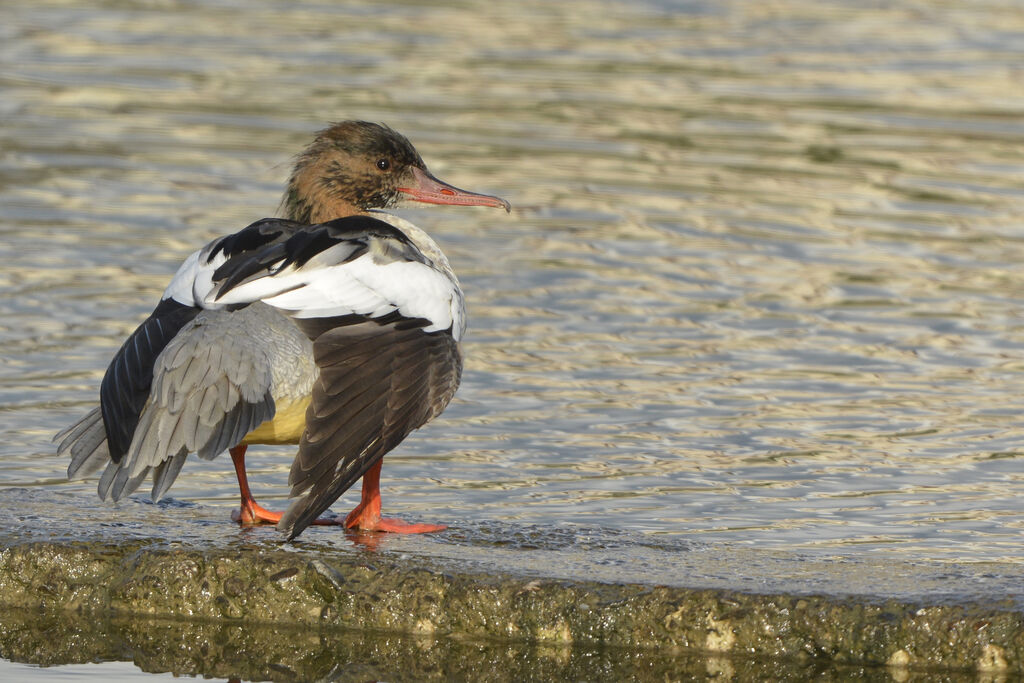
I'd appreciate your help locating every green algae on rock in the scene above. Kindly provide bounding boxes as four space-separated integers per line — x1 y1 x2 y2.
1 538 1023 677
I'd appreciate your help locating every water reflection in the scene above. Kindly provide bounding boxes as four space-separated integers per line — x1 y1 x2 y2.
0 606 883 682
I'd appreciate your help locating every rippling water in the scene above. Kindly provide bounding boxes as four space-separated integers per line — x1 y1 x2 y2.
4 0 1024 582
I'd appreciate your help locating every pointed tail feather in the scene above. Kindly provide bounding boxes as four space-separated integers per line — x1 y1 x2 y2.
55 408 111 480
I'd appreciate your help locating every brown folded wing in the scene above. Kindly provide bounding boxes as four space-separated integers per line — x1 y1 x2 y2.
277 314 462 539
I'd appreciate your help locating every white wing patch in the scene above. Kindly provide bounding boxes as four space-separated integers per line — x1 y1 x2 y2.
162 246 229 309
211 253 464 338
161 213 466 340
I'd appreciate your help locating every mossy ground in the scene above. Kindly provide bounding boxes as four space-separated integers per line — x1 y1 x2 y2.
1 538 1022 679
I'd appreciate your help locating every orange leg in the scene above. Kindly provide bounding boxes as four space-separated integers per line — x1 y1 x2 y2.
229 444 341 526
343 459 446 534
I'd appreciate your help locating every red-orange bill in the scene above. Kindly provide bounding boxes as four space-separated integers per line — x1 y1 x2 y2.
398 166 511 212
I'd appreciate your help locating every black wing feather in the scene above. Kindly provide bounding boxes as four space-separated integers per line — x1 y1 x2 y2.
210 215 426 303
207 217 304 262
99 299 200 462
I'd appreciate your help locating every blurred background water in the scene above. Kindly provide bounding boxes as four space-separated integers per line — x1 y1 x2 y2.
4 0 1024 591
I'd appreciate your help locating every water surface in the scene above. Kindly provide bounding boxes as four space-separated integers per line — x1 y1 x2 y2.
3 0 1024 613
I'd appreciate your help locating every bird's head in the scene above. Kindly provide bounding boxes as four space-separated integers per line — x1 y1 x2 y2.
282 121 510 223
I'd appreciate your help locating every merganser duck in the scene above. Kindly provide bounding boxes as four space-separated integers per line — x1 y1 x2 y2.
55 121 509 540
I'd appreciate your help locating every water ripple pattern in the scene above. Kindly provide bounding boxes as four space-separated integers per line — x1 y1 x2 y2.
2 0 1024 564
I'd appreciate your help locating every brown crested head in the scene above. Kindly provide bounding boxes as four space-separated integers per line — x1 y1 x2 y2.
282 120 510 224
282 121 423 223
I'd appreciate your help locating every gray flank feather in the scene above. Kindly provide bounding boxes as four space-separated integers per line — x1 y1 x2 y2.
98 459 149 502
151 450 188 502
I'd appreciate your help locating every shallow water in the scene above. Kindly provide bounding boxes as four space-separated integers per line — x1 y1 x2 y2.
4 0 1024 675
6 0 1024 564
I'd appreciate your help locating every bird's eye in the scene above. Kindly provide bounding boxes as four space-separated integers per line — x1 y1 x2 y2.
376 158 391 171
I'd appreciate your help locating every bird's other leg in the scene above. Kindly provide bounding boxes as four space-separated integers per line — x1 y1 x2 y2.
343 459 446 533
229 444 343 527
230 444 282 524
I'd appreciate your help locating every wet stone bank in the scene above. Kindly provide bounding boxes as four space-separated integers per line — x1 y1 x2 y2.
2 536 1024 680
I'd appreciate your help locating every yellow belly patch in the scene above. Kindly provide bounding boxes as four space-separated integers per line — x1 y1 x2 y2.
242 396 311 445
